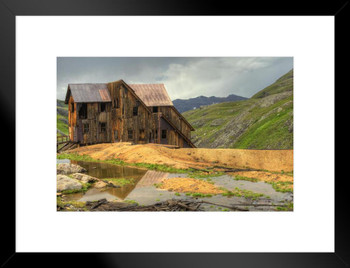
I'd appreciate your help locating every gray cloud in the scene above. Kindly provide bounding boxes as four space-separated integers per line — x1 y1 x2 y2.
57 57 293 101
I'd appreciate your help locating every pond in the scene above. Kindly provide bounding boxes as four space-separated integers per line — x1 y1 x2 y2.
58 159 293 211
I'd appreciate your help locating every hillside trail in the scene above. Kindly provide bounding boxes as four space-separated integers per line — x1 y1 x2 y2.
67 142 293 172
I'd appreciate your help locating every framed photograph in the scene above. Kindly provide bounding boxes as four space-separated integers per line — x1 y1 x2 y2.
1 0 344 267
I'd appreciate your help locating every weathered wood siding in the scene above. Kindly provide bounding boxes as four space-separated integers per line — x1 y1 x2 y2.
68 96 77 142
67 81 193 147
107 81 155 144
154 112 192 148
77 102 112 144
68 97 112 144
159 106 191 139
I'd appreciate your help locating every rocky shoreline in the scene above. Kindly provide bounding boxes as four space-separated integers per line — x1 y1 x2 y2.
57 163 120 193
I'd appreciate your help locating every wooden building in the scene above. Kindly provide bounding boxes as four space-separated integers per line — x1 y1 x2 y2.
64 80 195 148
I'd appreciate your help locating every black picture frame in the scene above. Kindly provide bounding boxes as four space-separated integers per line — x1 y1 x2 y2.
0 1 345 267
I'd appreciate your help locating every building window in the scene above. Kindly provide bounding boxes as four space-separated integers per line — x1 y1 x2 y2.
100 123 106 133
128 130 133 140
139 129 145 140
133 106 138 116
153 106 158 113
83 123 89 133
71 103 74 113
79 103 87 119
100 103 106 112
162 130 167 139
114 97 119 108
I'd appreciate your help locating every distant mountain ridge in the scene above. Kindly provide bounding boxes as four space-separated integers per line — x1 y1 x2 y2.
173 94 247 113
183 69 293 149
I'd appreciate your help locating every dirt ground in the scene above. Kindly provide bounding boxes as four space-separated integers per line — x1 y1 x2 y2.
68 142 293 172
159 178 224 194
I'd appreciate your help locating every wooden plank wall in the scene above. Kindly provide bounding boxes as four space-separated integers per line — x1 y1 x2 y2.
108 81 155 144
159 106 191 139
75 102 112 144
68 96 77 142
67 82 192 147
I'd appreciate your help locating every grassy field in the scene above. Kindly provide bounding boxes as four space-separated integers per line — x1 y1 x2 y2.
57 100 69 136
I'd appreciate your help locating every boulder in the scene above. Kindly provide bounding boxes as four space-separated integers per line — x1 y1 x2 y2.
71 173 98 183
93 180 108 188
57 163 87 175
57 175 83 192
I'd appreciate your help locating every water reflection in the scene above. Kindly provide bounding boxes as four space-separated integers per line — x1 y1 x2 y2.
71 160 147 180
59 159 292 209
135 170 169 188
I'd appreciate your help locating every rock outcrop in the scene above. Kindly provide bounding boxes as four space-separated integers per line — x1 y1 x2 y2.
71 173 98 183
57 175 83 192
57 163 87 175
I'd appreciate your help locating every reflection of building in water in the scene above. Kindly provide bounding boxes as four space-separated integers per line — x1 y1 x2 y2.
135 170 169 188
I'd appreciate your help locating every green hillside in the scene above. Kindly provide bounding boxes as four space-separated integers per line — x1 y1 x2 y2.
57 100 69 136
183 69 293 149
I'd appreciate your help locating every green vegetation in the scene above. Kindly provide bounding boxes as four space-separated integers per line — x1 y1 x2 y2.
153 183 163 188
276 202 293 211
57 196 87 211
57 100 69 135
222 187 265 200
102 178 135 186
268 181 293 193
123 199 139 205
184 192 213 198
60 182 92 194
183 69 293 149
234 175 259 182
188 171 225 179
57 114 69 135
233 101 293 149
175 192 181 196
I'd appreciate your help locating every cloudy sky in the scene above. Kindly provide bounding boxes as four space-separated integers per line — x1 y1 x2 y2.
57 57 293 101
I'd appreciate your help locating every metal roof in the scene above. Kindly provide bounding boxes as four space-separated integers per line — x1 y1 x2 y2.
128 84 173 107
66 84 111 103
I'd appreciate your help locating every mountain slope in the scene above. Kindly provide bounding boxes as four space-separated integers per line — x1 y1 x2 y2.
183 69 293 149
173 94 247 113
57 100 69 135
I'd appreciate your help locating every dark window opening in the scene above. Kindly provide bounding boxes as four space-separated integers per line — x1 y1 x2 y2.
100 103 106 112
153 106 158 113
149 132 152 142
71 103 74 113
155 130 158 140
114 130 118 141
133 106 138 116
128 130 133 140
100 123 106 133
83 123 89 134
162 130 167 139
139 129 145 141
79 103 87 119
114 97 119 108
